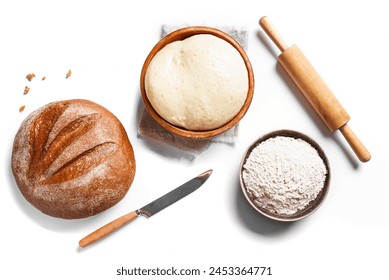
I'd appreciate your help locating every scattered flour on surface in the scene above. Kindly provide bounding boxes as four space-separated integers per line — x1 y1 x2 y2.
242 136 327 215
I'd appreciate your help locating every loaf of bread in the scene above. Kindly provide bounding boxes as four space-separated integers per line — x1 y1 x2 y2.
145 34 249 131
11 99 136 219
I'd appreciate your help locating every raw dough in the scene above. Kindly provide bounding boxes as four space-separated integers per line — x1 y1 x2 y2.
145 34 249 131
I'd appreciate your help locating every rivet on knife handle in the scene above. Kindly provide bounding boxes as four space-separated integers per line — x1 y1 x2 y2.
79 169 213 248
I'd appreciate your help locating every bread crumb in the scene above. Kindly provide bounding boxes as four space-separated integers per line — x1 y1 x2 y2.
19 105 26 113
41 76 46 81
66 69 72 79
24 85 30 95
26 73 36 81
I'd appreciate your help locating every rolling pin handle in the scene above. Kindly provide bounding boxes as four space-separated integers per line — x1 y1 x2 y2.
259 16 289 52
339 124 371 162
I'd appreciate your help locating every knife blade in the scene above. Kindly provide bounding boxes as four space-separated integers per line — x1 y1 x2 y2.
79 169 212 248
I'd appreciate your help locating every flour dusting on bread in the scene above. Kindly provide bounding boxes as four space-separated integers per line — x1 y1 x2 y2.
12 99 136 219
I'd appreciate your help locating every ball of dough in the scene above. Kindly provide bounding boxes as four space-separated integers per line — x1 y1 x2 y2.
145 34 249 131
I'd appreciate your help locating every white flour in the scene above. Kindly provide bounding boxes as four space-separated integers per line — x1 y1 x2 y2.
242 136 327 215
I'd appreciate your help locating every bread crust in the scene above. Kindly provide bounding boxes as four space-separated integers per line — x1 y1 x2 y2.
11 99 136 219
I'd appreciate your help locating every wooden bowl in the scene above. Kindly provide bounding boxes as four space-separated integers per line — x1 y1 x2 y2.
140 26 255 139
239 130 331 222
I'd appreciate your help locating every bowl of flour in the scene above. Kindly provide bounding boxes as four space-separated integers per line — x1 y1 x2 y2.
240 130 330 221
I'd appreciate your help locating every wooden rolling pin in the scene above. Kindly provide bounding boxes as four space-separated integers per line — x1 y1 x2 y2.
259 16 371 162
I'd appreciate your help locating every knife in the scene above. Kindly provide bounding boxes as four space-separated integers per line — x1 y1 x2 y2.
79 169 212 247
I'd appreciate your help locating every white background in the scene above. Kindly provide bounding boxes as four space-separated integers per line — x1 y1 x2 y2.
1 1 388 279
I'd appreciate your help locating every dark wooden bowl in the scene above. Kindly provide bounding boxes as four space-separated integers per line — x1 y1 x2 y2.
140 26 254 139
239 130 331 222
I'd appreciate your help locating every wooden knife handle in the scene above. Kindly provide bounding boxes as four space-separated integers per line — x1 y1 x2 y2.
79 211 139 248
